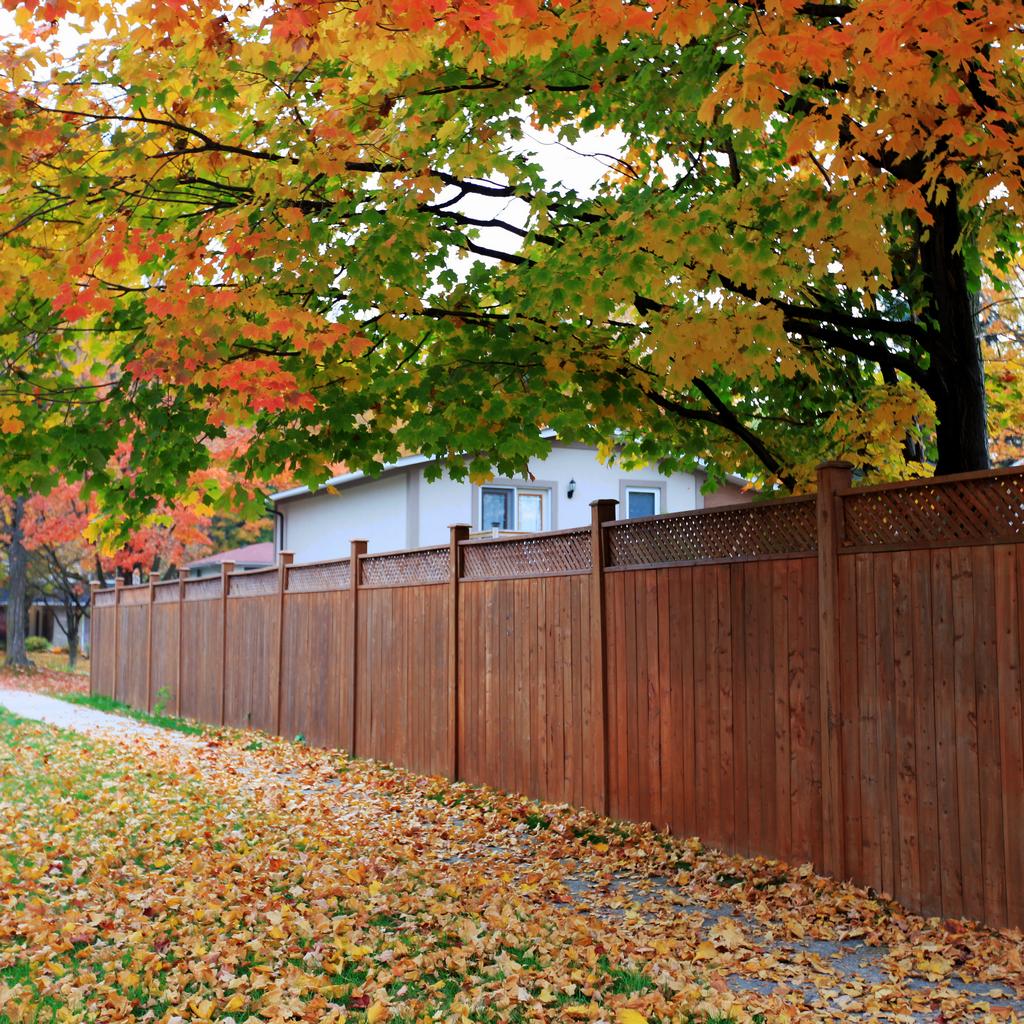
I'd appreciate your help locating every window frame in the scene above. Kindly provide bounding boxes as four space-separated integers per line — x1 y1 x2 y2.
474 480 555 532
621 482 665 520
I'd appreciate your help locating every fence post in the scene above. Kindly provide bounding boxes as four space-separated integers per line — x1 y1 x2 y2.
112 577 123 702
89 581 101 696
448 524 471 782
176 569 187 717
273 551 293 736
590 499 618 816
219 561 236 727
816 460 852 878
145 577 155 712
347 540 368 756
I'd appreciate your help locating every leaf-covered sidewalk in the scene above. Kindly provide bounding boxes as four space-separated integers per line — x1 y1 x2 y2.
0 681 1021 1024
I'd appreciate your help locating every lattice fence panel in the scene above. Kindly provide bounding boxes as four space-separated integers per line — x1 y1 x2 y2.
120 586 150 605
462 529 592 579
93 589 116 608
229 569 280 597
360 547 449 586
184 576 222 601
154 583 179 604
841 473 1024 549
606 498 817 567
287 559 351 592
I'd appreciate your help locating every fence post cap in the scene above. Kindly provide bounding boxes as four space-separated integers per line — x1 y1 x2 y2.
589 498 619 508
220 560 236 574
447 523 472 530
178 568 190 581
114 577 125 588
278 550 295 566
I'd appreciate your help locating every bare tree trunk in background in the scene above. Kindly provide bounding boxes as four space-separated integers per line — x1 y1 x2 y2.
64 598 81 669
5 498 33 670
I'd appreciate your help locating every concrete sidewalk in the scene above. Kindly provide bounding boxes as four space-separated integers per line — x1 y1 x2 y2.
0 688 194 744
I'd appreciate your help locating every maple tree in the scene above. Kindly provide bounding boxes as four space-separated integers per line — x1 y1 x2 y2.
0 0 1021 509
16 479 216 666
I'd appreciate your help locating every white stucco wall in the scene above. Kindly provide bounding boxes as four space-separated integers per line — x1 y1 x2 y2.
413 469 473 547
276 442 732 561
280 472 409 560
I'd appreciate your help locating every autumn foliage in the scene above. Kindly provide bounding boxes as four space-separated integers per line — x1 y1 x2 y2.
0 0 1021 512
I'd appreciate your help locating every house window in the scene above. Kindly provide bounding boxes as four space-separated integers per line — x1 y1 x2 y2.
480 486 548 531
481 487 514 530
624 486 660 519
517 490 545 532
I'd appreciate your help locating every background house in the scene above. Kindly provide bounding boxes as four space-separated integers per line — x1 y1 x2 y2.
185 541 276 578
270 434 750 562
0 591 89 652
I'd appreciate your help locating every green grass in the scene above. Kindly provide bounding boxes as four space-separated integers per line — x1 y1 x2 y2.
0 648 90 676
53 692 209 736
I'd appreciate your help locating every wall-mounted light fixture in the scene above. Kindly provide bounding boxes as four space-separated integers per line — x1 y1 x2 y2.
567 478 576 499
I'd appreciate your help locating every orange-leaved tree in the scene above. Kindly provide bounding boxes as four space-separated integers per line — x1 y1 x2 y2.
19 479 215 667
0 0 1021 512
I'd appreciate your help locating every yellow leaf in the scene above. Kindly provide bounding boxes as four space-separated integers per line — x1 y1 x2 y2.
617 1011 648 1024
709 917 746 950
366 1004 389 1023
917 956 953 978
223 994 246 1013
191 999 215 1020
694 940 717 959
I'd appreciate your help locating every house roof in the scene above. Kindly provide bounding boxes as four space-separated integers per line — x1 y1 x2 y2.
185 541 276 569
0 590 68 608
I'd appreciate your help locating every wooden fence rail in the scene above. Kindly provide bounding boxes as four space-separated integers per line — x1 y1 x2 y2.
91 463 1024 929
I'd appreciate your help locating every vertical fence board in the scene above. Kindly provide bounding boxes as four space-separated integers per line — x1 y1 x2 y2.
995 545 1024 926
771 559 792 860
873 552 898 901
971 545 1007 927
116 603 148 709
950 547 984 922
855 553 881 892
223 596 277 733
179 598 222 725
930 549 963 918
150 603 179 712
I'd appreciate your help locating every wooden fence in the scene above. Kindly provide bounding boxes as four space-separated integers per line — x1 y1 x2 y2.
90 463 1024 930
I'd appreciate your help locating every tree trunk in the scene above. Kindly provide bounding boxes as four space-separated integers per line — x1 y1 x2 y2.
921 197 990 476
5 498 33 670
65 603 80 669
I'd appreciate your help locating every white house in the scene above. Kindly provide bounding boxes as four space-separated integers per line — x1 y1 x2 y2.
269 434 750 562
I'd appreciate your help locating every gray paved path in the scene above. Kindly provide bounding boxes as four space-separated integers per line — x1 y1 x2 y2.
0 688 196 744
